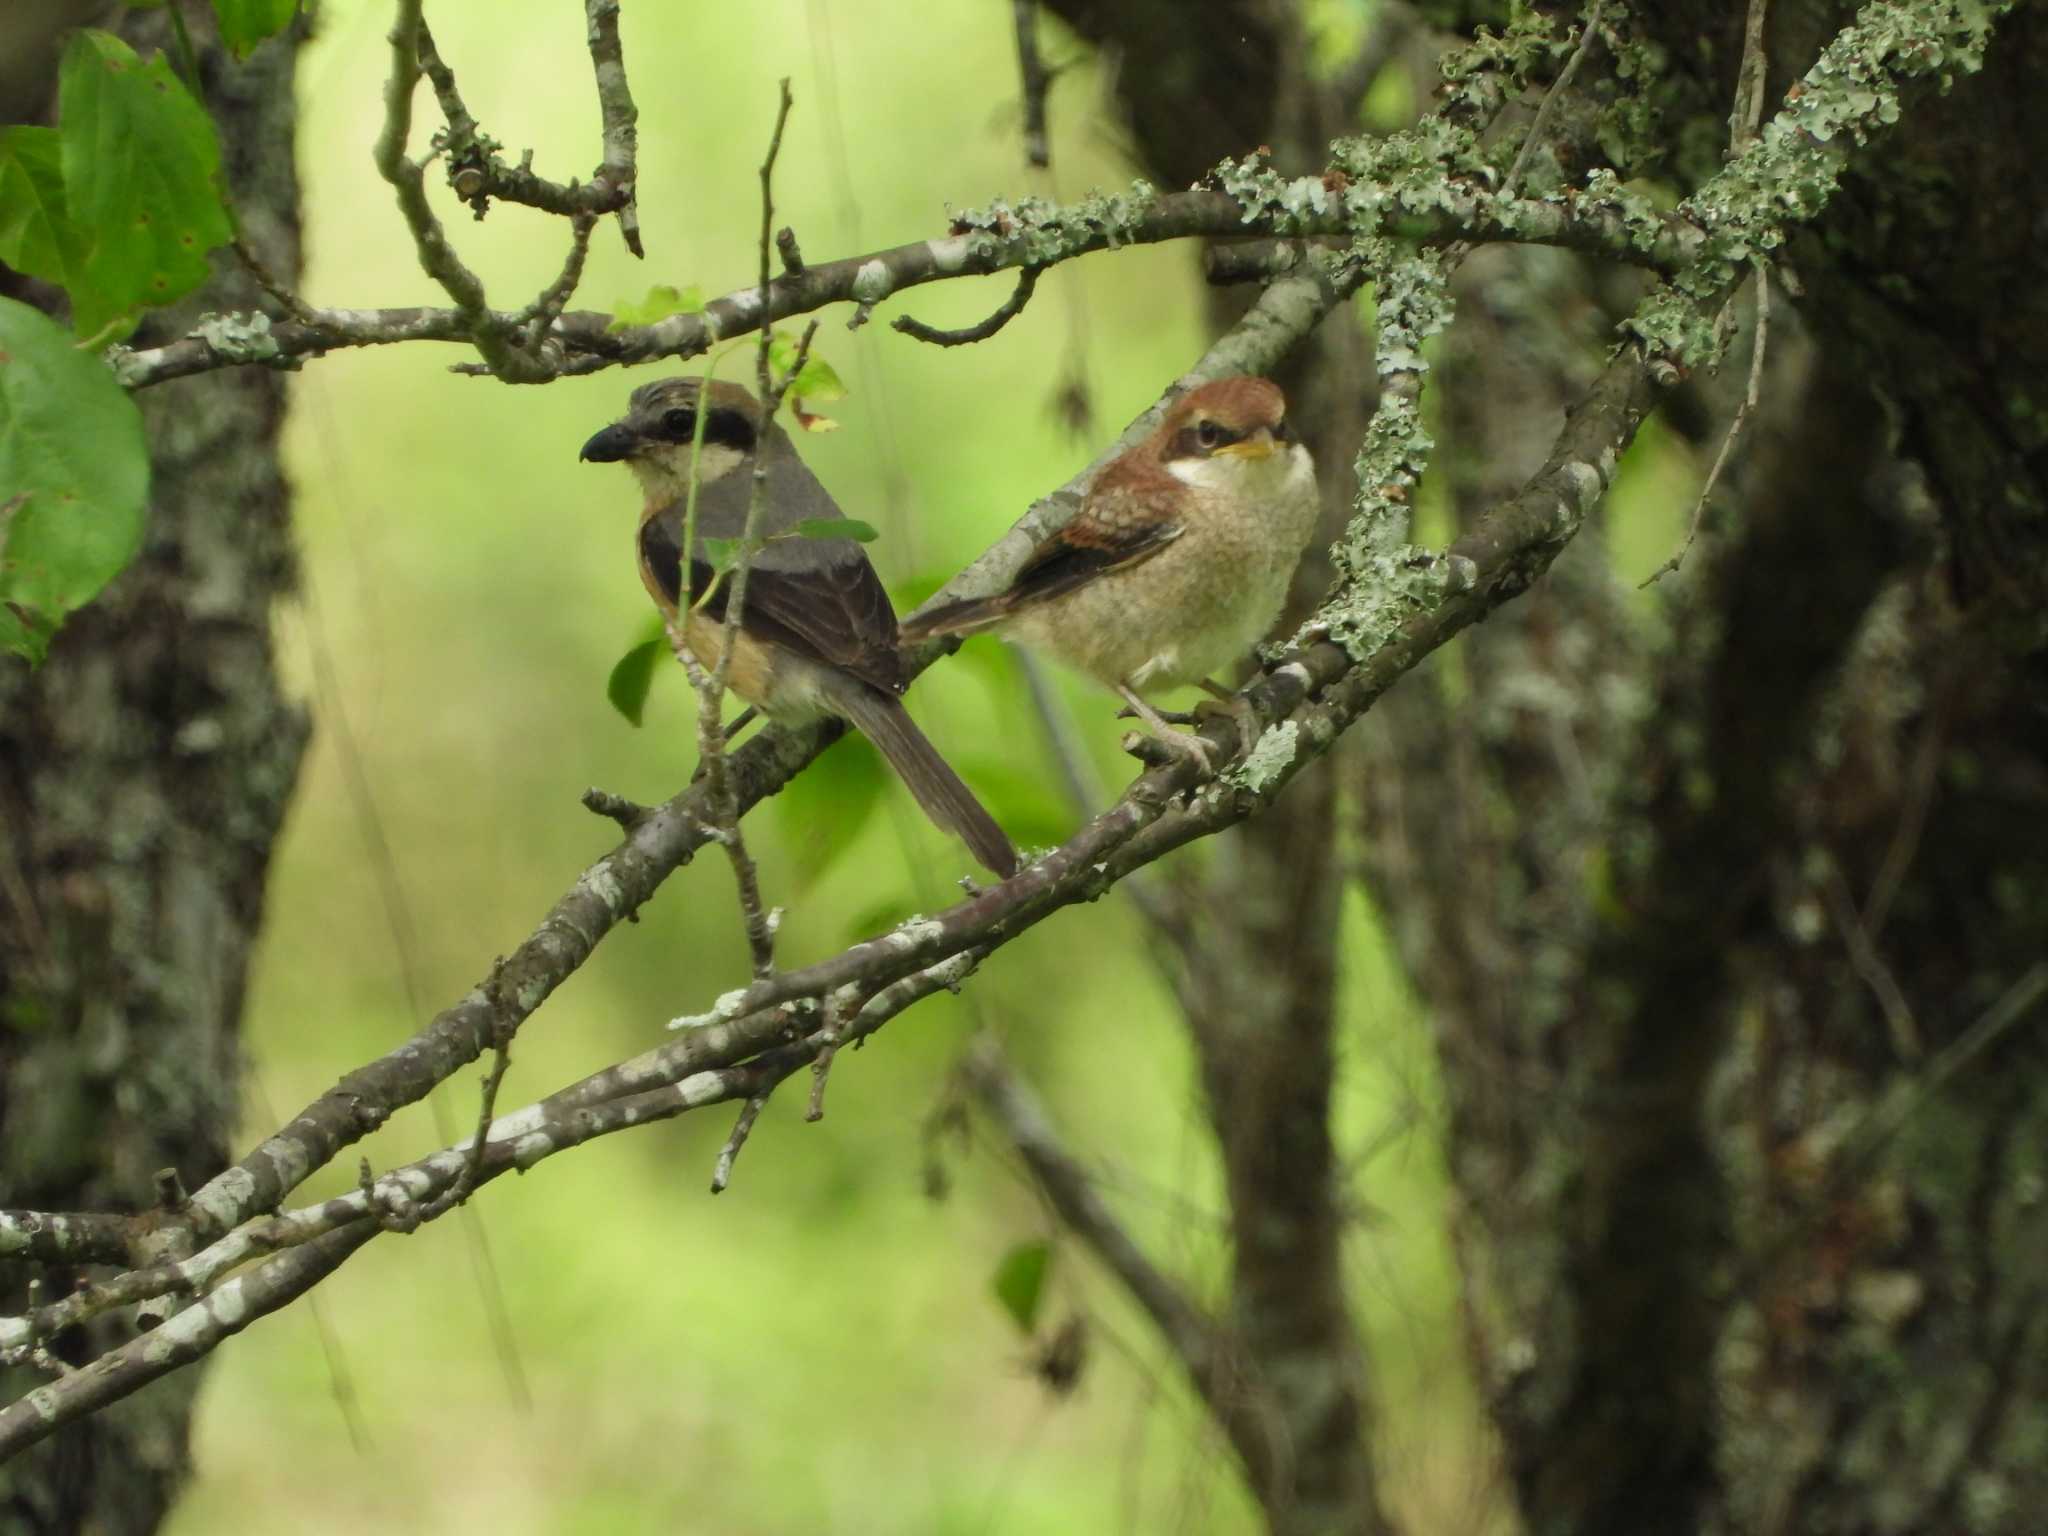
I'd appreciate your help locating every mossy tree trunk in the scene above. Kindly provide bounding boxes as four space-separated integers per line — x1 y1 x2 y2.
1360 6 2048 1533
0 11 303 1534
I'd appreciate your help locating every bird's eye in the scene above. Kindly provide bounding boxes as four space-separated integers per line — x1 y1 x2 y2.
1195 420 1225 450
663 407 696 438
1273 418 1292 443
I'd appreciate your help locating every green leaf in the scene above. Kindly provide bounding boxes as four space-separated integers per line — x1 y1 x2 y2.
772 732 887 887
0 128 91 308
701 535 745 575
992 1241 1052 1335
0 297 150 664
209 0 298 56
607 283 704 331
605 622 666 727
789 517 878 544
764 332 849 428
790 353 846 404
58 31 234 340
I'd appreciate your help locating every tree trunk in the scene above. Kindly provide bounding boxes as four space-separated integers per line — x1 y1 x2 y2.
1360 7 2048 1532
0 12 303 1534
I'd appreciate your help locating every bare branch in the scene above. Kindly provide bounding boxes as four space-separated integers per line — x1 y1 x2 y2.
710 1093 771 1194
1010 0 1053 169
892 266 1042 346
1504 0 1608 195
585 0 643 256
371 0 541 381
964 1040 1219 1383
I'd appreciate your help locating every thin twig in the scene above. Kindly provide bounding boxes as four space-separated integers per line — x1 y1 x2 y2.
962 1040 1222 1394
1504 0 1608 195
710 1092 771 1193
418 1037 517 1220
415 18 630 229
776 226 805 275
892 267 1042 346
1640 0 1773 587
693 79 804 980
1822 860 1922 1060
580 786 651 829
1838 964 2048 1176
372 0 538 380
1731 0 1773 148
1639 269 1769 586
585 0 644 256
1010 0 1053 169
517 212 598 347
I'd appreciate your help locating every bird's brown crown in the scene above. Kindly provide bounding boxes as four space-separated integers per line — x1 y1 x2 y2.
626 375 760 420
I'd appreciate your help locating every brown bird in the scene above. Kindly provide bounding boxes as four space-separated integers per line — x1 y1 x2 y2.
580 377 1018 878
901 376 1318 769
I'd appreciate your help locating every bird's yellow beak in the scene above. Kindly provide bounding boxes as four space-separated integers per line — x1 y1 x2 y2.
1217 431 1277 461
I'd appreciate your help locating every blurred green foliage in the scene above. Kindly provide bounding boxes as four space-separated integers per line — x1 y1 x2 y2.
145 2 1699 1530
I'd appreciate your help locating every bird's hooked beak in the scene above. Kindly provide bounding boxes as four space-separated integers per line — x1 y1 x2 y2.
1215 426 1279 461
579 421 641 463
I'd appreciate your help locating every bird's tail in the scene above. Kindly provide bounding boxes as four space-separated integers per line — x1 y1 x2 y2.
832 684 1019 879
898 593 1013 644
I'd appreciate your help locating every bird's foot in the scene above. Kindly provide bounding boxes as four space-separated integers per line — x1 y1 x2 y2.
1116 683 1216 775
1193 693 1262 758
1135 723 1215 774
1115 702 1197 726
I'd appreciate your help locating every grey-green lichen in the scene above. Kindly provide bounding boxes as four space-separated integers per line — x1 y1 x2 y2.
1232 720 1301 794
1308 242 1459 660
1437 3 1572 127
110 311 286 386
947 182 1161 267
1616 0 2012 369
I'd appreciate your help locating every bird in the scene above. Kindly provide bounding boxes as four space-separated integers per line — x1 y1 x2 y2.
580 376 1018 879
900 376 1317 771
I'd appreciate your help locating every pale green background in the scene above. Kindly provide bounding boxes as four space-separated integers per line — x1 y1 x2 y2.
160 4 1686 1530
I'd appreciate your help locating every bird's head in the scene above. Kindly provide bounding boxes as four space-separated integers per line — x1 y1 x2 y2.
1155 376 1305 500
579 376 767 505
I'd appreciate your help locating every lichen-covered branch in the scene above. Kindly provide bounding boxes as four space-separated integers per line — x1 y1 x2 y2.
111 178 1696 390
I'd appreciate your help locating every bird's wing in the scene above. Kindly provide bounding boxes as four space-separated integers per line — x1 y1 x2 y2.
899 482 1182 642
1003 491 1183 609
639 509 905 696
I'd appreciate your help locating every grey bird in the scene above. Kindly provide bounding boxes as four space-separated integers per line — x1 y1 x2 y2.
580 376 1018 879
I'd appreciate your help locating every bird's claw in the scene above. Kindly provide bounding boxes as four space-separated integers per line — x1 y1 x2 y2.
1115 702 1197 726
1127 722 1214 774
1193 695 1262 758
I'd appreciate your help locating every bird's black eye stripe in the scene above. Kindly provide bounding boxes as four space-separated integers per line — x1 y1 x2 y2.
655 404 759 451
1273 418 1292 443
703 407 758 452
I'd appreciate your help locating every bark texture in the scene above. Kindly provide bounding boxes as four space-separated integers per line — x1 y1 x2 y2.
1360 7 2048 1534
1036 6 1390 1531
0 12 303 1534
